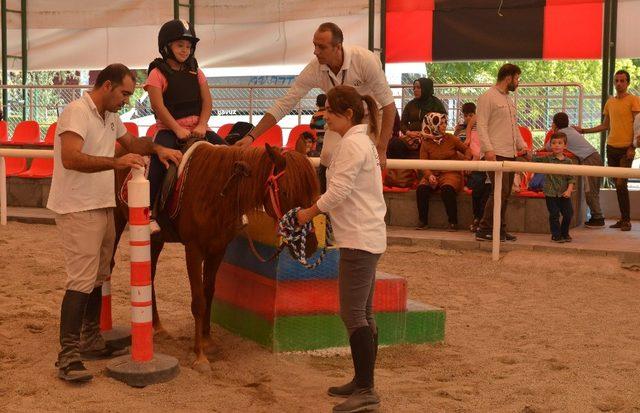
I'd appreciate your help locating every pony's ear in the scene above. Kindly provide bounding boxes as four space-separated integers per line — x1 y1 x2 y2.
265 143 286 171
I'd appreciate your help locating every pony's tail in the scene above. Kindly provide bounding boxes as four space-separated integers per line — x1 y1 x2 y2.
362 94 379 138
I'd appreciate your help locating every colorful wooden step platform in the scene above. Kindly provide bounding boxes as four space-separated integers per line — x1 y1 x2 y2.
213 298 445 352
211 210 445 351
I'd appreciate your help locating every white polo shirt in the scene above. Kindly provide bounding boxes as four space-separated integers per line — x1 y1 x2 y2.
317 124 387 254
47 92 127 214
267 44 394 166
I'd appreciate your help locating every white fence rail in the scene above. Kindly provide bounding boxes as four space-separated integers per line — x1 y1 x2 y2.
4 151 640 260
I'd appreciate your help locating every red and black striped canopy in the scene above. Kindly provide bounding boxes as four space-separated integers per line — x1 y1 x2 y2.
386 0 604 62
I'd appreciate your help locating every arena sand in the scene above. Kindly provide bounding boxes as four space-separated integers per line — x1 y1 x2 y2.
1 221 640 412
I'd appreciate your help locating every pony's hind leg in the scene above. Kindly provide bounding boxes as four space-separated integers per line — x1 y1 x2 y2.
202 253 224 349
185 243 211 372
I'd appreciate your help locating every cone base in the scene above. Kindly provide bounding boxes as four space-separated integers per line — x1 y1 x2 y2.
106 353 179 387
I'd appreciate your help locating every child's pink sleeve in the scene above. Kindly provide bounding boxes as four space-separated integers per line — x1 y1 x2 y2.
197 69 207 85
143 68 168 92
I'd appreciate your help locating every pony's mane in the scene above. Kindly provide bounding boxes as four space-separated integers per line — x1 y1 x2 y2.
183 144 319 233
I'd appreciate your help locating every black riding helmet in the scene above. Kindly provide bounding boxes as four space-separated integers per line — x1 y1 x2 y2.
158 19 200 61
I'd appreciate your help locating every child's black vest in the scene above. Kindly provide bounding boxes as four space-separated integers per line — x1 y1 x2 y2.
148 58 202 120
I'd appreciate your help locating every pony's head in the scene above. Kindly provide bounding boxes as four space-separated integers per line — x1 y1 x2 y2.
264 144 320 257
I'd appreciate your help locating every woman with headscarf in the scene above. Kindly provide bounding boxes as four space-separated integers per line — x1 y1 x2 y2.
384 78 447 188
388 78 447 160
416 112 471 231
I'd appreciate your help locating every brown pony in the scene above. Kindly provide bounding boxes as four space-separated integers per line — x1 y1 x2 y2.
112 144 319 371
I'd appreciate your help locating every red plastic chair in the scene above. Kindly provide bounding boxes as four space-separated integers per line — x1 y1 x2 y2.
0 121 7 144
17 157 53 178
216 123 234 138
286 125 316 150
144 124 160 139
2 157 28 176
543 129 554 147
251 125 283 147
124 122 139 137
6 120 40 145
518 125 533 150
36 123 57 146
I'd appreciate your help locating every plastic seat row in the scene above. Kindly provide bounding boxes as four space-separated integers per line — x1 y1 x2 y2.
3 121 307 178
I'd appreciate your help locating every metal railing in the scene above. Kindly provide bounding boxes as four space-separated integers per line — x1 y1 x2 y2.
0 82 591 148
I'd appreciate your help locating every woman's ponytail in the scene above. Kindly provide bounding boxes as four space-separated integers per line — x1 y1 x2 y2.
362 94 379 138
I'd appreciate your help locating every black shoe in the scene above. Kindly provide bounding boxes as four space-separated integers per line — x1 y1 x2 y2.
475 230 492 241
501 232 517 242
332 387 380 413
584 218 605 228
563 235 572 242
328 380 357 398
621 221 632 232
58 360 93 382
447 223 458 232
415 221 428 230
80 344 128 360
551 235 565 243
610 220 623 229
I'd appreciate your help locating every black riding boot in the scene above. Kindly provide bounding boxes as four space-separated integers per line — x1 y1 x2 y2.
80 286 127 359
328 328 378 398
57 290 92 382
332 327 380 412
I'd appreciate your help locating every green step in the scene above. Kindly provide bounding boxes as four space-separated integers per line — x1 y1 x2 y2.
212 299 445 352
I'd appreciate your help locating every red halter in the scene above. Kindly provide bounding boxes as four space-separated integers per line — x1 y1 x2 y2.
265 164 286 219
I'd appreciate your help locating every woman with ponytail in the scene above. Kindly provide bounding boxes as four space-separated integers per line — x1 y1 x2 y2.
298 85 386 413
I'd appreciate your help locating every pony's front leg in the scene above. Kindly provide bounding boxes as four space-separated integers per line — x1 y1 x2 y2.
150 237 166 335
185 243 210 372
202 253 224 349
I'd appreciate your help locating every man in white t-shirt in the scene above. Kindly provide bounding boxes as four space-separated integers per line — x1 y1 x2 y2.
236 22 396 170
48 64 182 382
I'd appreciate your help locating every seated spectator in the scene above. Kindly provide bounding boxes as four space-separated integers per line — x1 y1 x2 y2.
458 102 491 232
549 112 604 227
416 113 471 231
534 132 576 242
454 102 476 143
391 78 446 160
295 131 320 157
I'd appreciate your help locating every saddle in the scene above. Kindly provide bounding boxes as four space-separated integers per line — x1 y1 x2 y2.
154 137 209 243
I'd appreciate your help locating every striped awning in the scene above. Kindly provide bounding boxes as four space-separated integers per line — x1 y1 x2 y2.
386 0 640 62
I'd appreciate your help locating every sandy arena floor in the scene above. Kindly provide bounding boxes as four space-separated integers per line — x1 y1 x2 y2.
1 221 640 412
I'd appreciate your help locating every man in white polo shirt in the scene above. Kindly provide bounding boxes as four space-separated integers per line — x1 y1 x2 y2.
237 22 396 175
48 63 182 382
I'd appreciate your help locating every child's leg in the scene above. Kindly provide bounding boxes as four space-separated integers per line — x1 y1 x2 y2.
545 197 561 238
148 129 180 208
559 197 574 238
478 183 492 219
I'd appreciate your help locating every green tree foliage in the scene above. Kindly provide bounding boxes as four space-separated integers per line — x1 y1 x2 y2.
425 59 640 94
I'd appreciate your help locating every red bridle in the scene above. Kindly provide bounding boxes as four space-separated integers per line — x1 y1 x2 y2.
265 164 286 220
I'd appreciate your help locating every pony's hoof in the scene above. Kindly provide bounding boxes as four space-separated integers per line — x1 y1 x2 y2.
192 360 212 373
154 326 171 339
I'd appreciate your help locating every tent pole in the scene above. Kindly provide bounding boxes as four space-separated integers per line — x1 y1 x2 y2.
368 0 375 52
380 0 386 70
600 0 618 160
